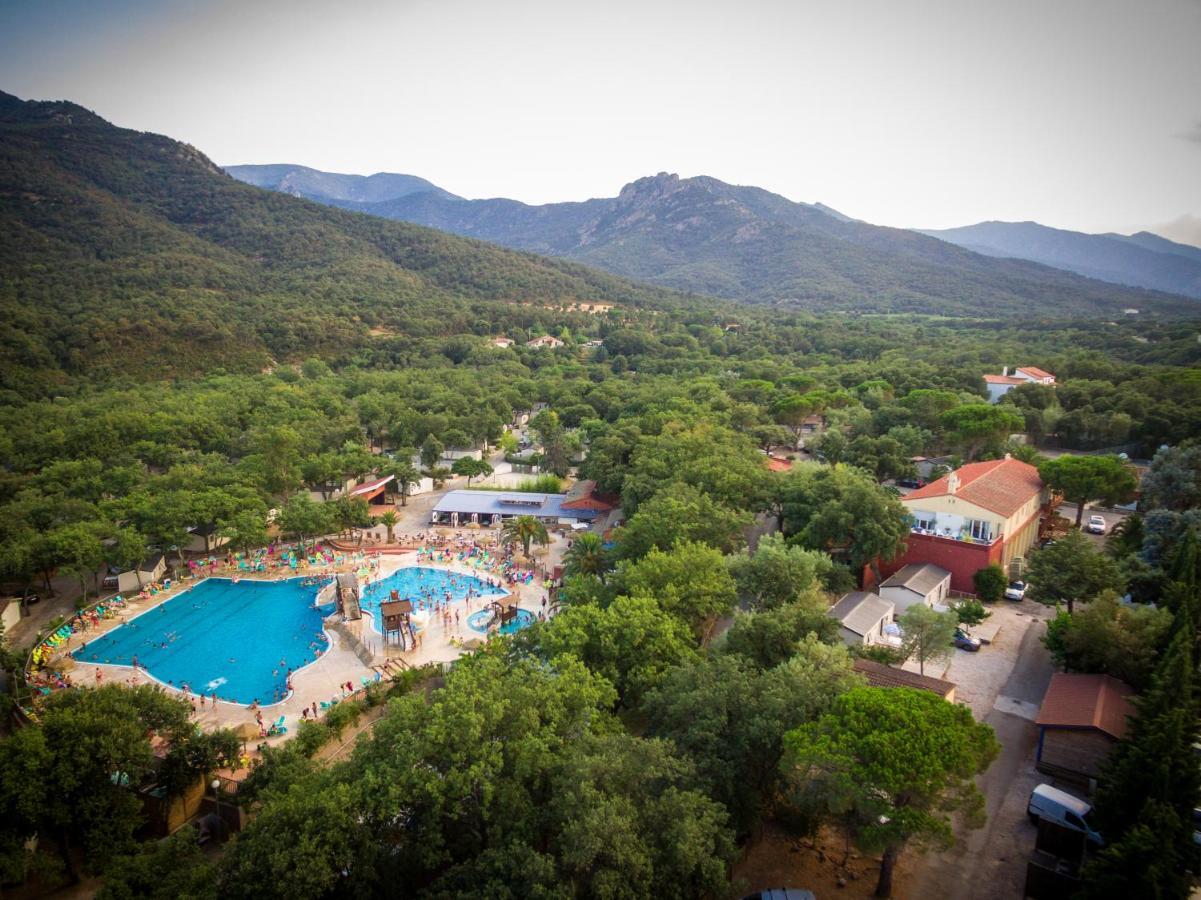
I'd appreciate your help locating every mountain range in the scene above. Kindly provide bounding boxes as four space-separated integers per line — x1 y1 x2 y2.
921 221 1201 299
227 164 1199 314
0 91 683 396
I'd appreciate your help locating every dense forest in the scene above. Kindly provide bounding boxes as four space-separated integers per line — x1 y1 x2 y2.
1 90 1200 899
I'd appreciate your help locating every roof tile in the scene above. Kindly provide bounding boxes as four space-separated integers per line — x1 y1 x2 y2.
903 458 1043 519
1035 673 1136 740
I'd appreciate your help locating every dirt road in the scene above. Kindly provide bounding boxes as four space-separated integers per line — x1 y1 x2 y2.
910 621 1054 899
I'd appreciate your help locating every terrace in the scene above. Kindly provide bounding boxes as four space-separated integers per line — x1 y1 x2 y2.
906 509 1002 547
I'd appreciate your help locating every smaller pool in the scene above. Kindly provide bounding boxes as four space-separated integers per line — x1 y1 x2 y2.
358 565 508 635
466 607 536 635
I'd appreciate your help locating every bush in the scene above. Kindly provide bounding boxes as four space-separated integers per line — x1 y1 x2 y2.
322 698 364 738
293 719 329 758
973 564 1008 603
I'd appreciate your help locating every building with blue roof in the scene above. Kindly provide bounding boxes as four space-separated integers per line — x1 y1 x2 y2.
431 490 601 526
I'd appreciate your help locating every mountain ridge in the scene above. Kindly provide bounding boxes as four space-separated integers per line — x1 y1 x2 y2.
0 91 692 396
228 163 1197 315
921 220 1201 299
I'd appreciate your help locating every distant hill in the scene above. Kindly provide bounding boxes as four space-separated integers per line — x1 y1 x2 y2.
921 221 1201 299
224 163 460 204
0 92 686 397
230 166 1196 316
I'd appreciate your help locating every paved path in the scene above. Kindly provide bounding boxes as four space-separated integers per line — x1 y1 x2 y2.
910 620 1054 899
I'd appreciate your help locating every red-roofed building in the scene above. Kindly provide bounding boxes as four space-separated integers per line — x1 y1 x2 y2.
1035 673 1136 783
350 474 395 504
559 480 617 514
766 455 794 473
984 365 1056 402
881 457 1048 592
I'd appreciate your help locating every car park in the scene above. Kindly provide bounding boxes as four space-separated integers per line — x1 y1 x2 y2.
1004 580 1026 601
1086 515 1107 535
1027 784 1105 845
953 628 981 651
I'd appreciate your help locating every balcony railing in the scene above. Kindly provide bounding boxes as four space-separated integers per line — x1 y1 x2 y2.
909 526 1001 547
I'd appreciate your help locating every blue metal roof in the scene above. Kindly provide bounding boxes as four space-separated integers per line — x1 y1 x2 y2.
433 490 572 518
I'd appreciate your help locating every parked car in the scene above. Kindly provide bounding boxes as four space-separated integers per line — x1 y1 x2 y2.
953 628 981 651
1086 515 1107 535
1004 580 1027 601
895 476 925 489
1027 784 1105 845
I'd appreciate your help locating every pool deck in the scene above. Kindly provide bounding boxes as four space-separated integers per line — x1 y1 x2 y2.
48 532 562 739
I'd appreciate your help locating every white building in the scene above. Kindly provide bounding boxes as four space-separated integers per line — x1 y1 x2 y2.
983 366 1056 403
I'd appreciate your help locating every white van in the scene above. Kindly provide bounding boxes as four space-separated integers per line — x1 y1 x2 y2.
1027 784 1105 845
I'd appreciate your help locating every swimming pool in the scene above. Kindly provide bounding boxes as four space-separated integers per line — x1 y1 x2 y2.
466 607 536 635
76 578 332 706
358 566 509 635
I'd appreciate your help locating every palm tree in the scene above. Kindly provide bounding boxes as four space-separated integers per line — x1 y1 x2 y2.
562 532 611 580
379 510 398 544
501 515 549 558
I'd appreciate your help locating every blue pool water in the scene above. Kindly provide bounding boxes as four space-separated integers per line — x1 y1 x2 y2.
358 566 509 635
467 607 536 635
76 578 332 706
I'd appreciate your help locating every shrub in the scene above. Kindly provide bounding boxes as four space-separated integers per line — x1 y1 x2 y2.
973 564 1008 603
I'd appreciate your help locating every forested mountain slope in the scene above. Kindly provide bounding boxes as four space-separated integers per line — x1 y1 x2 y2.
229 166 1196 316
922 220 1201 299
0 92 687 398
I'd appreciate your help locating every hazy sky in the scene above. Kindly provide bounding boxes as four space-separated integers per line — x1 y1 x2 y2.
2 0 1199 232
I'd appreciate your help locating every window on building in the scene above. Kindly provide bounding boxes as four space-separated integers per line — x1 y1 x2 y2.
968 519 993 541
912 511 936 531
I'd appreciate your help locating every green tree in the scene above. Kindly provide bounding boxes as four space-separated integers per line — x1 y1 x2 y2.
562 531 612 581
953 597 991 628
972 564 1007 603
721 604 842 670
1083 626 1199 897
276 494 334 553
104 526 148 589
781 687 999 898
386 455 421 507
419 434 444 470
218 509 268 557
528 594 698 705
530 410 570 477
329 494 372 543
616 482 750 560
378 510 398 544
777 464 910 580
618 541 738 639
728 534 833 611
898 604 957 676
940 404 1024 461
96 829 217 900
644 640 862 835
47 520 106 604
451 455 494 485
501 514 550 558
1041 592 1171 688
0 686 193 883
1038 455 1138 526
1139 441 1201 512
1026 529 1124 615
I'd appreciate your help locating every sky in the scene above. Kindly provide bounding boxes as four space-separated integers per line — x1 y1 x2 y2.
1 0 1199 234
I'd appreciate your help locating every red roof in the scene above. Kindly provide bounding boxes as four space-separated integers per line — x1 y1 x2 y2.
903 457 1043 518
766 456 793 472
1036 673 1135 740
351 474 395 497
983 374 1024 385
1017 366 1055 381
560 479 616 511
